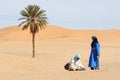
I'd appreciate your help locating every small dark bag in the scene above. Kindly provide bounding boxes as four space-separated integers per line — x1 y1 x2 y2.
64 63 70 70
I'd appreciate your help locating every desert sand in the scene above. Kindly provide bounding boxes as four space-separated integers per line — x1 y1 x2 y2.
0 25 120 80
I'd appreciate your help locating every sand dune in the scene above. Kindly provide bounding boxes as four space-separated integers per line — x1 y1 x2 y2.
0 25 120 80
0 25 120 41
0 25 72 41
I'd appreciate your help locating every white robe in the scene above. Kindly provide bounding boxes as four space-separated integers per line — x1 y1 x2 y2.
69 58 84 70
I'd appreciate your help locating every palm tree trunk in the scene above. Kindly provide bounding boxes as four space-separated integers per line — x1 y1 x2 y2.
32 33 35 58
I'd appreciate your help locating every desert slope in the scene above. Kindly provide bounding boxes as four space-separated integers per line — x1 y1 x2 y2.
0 25 72 41
0 25 120 41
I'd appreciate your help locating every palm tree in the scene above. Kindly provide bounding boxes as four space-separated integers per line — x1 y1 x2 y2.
18 5 48 58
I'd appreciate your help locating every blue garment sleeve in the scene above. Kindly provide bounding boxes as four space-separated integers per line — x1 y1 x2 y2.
95 43 100 56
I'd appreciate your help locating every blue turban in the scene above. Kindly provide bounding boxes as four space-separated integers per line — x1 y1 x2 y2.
74 54 81 62
91 36 97 39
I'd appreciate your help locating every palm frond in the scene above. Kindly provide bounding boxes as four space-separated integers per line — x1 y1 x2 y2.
18 21 27 26
27 5 33 16
22 22 30 30
18 17 28 20
20 10 30 17
33 5 40 17
38 21 45 30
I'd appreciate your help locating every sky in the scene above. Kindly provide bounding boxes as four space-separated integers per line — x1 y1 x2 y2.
0 0 120 30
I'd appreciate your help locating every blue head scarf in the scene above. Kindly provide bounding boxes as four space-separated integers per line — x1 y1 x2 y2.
91 36 99 48
91 36 97 39
74 54 81 62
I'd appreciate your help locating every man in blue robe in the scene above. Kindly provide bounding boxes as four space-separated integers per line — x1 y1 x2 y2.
88 36 100 70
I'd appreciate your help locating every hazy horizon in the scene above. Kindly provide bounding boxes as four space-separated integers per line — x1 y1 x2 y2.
0 0 120 30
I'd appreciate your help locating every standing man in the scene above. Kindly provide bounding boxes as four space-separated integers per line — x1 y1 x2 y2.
88 36 100 70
